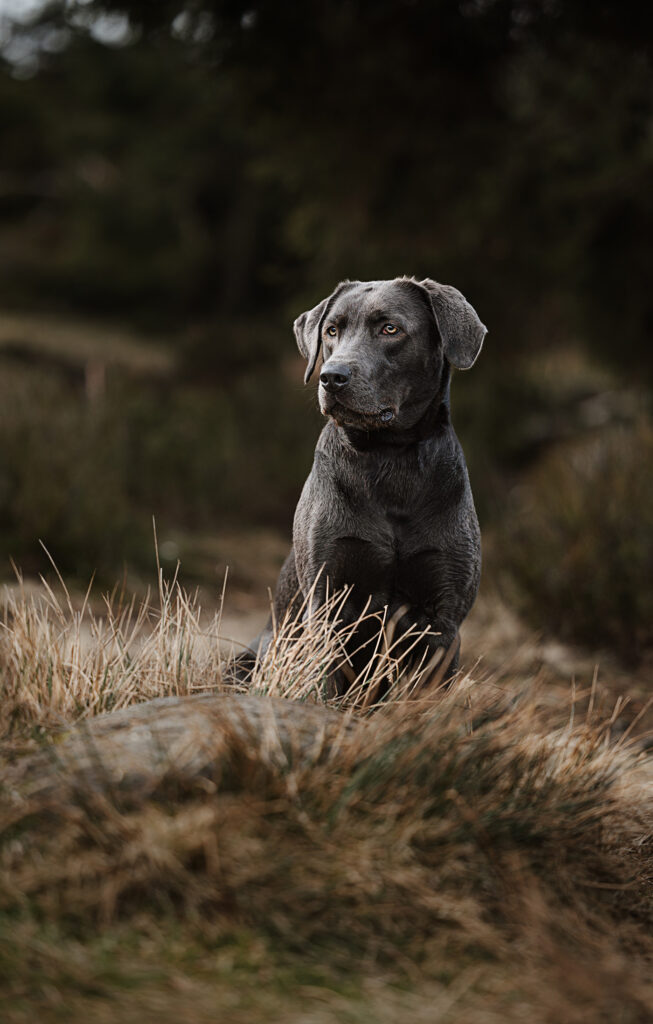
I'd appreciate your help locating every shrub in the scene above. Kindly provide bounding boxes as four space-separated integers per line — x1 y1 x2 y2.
502 420 653 661
0 364 140 578
0 357 320 580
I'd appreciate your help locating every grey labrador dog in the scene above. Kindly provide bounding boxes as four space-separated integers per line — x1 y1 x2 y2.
250 276 486 693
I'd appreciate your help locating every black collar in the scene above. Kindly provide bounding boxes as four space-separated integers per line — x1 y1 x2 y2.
340 393 450 452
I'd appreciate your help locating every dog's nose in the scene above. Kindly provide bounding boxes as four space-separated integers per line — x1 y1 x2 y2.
320 363 351 390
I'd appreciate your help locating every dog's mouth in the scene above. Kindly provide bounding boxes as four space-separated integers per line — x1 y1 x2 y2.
321 396 396 429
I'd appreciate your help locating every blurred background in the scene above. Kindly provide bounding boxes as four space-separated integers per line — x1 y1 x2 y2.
0 0 651 666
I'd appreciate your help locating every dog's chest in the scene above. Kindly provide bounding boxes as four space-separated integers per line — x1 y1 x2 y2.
349 454 434 553
363 448 422 502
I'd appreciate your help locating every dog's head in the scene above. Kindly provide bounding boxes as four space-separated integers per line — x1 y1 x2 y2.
294 277 487 432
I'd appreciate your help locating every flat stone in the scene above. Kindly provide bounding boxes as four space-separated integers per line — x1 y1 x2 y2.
4 694 356 806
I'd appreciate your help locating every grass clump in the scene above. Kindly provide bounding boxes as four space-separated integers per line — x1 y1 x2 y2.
502 420 653 662
0 569 229 740
0 575 652 1023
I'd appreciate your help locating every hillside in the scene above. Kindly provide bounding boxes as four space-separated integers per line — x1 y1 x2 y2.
1 575 652 1024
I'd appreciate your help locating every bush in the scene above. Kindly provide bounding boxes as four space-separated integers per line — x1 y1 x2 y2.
0 357 320 580
0 364 140 578
502 420 653 662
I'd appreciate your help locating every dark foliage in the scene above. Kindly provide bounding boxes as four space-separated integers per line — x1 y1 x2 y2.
1 0 652 374
503 423 653 662
0 1 651 582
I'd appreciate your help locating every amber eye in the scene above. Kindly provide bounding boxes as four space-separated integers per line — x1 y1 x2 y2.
381 323 399 335
325 325 337 337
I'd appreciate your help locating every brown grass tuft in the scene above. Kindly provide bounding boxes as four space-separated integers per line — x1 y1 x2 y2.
0 573 652 1022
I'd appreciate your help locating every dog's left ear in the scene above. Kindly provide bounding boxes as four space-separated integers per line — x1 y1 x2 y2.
293 281 354 384
419 278 487 370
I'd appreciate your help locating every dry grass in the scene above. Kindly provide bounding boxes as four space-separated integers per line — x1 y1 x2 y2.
0 568 226 740
0 563 459 742
0 571 652 1023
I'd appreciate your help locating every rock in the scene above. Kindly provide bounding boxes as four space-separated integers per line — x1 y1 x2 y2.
4 694 355 806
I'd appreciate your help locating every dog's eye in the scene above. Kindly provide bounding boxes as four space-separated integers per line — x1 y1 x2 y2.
381 324 399 335
325 325 337 337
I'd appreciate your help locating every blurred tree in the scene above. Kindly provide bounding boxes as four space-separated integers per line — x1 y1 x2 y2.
1 0 652 375
0 15 299 336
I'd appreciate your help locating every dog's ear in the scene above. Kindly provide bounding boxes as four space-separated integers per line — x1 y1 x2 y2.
293 303 328 384
419 279 487 370
294 281 353 384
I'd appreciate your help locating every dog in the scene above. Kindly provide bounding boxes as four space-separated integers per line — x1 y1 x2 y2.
250 276 486 695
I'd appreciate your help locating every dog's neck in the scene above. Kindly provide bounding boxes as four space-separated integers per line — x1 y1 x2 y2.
338 363 452 453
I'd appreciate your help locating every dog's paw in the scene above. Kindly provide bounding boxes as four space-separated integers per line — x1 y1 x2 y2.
382 608 460 688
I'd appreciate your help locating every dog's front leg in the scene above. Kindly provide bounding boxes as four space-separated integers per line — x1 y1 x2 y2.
383 601 460 684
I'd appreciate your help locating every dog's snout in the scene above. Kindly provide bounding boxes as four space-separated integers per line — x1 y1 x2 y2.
320 363 352 391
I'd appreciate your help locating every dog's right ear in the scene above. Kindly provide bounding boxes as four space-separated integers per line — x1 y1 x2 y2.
293 281 353 384
293 302 329 385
